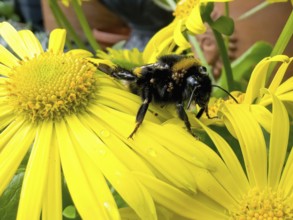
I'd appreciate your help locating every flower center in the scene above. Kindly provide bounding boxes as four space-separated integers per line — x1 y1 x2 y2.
173 0 197 19
6 51 98 122
231 188 293 220
207 92 244 118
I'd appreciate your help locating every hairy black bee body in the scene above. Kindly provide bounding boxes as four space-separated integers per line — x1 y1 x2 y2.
104 54 214 138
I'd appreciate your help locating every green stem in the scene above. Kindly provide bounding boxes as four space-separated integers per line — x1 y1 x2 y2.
206 16 234 91
49 0 86 49
267 10 293 78
71 0 101 51
238 2 269 20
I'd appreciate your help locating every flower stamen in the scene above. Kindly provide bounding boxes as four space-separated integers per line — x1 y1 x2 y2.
5 51 97 122
231 188 293 220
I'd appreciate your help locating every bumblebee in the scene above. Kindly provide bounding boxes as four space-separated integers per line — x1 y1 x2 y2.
102 54 235 138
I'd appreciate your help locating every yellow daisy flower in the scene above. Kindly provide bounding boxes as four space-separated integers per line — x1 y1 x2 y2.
0 22 210 219
192 91 293 219
112 88 293 219
144 0 232 62
191 55 293 126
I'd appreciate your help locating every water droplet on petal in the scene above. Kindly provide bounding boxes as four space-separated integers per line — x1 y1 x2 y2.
146 147 157 157
98 148 107 156
99 129 110 138
103 201 120 219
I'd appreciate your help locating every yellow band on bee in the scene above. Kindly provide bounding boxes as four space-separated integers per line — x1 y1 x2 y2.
172 57 201 72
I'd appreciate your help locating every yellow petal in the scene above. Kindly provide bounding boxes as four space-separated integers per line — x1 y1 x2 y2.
186 6 206 34
92 105 197 192
48 29 66 54
0 45 19 70
251 104 272 133
244 57 270 104
17 121 53 220
0 22 29 59
196 118 250 198
96 86 163 123
279 143 293 198
245 55 290 104
79 112 155 176
18 30 44 58
266 90 289 189
268 57 292 93
222 104 267 188
56 119 120 220
66 49 93 58
0 104 14 131
259 77 293 106
173 20 191 50
134 172 228 220
0 121 36 194
42 138 62 220
64 114 157 220
143 23 176 63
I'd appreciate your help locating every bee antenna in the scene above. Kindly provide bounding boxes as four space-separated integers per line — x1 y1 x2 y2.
187 86 197 109
212 85 239 104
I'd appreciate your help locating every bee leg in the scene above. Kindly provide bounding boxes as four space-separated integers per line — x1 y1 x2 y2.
196 106 217 119
176 102 192 133
196 107 205 119
128 88 152 139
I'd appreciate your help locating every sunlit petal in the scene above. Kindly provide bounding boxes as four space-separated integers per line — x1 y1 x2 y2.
17 122 53 220
134 172 229 220
222 104 267 188
0 45 19 70
250 104 272 133
268 57 292 93
186 6 206 34
48 29 66 54
279 145 293 198
42 137 62 220
0 121 36 194
64 115 157 220
79 112 155 176
56 119 120 220
196 118 249 197
18 30 44 57
173 20 191 49
0 22 29 59
266 90 289 189
92 105 197 192
66 49 93 58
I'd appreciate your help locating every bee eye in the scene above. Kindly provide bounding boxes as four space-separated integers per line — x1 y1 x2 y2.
199 66 207 74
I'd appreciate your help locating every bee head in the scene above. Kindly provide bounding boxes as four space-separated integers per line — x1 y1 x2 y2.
186 65 212 109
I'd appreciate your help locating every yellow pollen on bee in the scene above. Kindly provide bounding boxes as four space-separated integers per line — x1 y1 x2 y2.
5 51 98 122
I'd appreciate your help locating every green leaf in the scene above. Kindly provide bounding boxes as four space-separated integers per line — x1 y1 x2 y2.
0 171 25 220
63 205 77 219
214 41 272 97
210 16 234 36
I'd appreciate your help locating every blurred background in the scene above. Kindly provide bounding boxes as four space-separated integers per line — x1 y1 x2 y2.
0 0 292 74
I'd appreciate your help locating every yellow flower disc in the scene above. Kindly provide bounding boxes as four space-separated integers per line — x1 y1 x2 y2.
173 0 197 19
232 188 293 220
206 92 245 118
5 51 97 122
